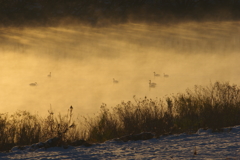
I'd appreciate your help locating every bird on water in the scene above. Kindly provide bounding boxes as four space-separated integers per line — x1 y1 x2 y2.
29 82 37 86
153 72 160 77
48 72 51 78
113 78 119 83
163 73 169 77
149 80 156 88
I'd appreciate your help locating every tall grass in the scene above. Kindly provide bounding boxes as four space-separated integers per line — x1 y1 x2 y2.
1 81 240 151
84 81 240 141
0 111 39 151
39 106 82 143
0 107 85 152
83 103 123 143
174 81 240 131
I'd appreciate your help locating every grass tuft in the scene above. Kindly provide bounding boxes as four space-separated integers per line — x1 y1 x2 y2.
84 81 240 141
0 106 85 152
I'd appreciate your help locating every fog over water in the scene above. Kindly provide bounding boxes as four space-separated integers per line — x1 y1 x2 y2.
0 21 240 117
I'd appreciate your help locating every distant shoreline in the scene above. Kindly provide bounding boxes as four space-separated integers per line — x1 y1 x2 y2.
0 0 240 27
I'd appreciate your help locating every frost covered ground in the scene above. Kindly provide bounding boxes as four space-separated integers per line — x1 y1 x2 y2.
1 126 240 160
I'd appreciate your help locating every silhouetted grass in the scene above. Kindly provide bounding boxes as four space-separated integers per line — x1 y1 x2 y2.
1 81 240 151
83 103 123 143
0 107 85 152
84 81 240 142
0 111 41 151
174 81 240 131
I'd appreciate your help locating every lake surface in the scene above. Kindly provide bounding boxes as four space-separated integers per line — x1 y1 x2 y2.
0 21 240 117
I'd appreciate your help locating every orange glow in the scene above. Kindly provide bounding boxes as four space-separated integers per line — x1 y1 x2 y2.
0 21 240 116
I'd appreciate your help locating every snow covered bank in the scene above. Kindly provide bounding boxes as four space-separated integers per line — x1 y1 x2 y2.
1 126 240 159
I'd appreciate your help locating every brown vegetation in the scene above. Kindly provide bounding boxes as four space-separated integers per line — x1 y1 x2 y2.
1 81 240 152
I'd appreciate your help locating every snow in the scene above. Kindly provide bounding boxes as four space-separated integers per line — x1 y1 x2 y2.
1 126 240 159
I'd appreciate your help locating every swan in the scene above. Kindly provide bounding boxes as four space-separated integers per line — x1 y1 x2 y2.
48 72 51 77
29 82 37 86
153 72 160 77
163 73 169 77
113 78 119 83
149 80 156 88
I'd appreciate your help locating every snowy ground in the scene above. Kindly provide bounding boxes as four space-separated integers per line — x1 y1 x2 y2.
1 126 240 160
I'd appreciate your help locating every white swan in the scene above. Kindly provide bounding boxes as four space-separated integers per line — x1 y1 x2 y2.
153 72 160 77
113 78 119 83
29 82 37 86
48 72 51 77
163 73 169 77
149 80 156 88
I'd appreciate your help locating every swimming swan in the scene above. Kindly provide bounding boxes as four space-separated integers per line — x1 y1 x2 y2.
163 73 169 77
113 78 119 83
48 72 51 77
29 82 37 86
149 80 156 88
154 72 160 77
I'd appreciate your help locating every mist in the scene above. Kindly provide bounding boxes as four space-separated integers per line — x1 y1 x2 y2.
1 21 240 117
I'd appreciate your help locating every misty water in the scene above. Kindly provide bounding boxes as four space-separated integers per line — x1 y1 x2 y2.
1 21 240 117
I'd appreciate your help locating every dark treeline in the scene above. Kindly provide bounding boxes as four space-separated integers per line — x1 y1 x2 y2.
0 0 240 26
